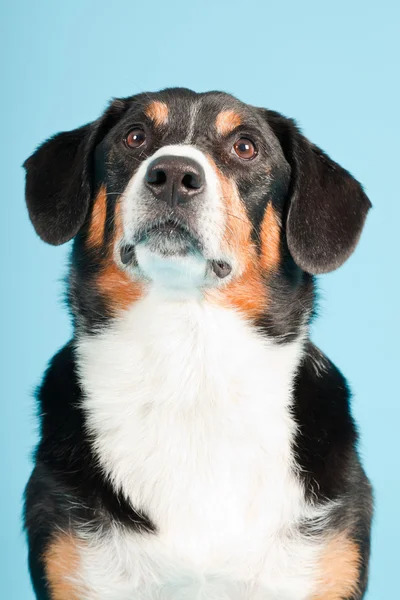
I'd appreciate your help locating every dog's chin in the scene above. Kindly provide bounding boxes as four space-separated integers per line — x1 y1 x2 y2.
121 224 233 291
134 241 207 292
127 225 205 290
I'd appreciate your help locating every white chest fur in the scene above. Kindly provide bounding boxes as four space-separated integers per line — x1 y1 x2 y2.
75 293 326 599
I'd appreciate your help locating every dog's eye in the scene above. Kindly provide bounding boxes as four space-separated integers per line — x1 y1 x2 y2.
232 138 257 160
125 128 146 149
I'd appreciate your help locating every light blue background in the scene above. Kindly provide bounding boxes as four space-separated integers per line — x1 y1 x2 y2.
1 1 399 598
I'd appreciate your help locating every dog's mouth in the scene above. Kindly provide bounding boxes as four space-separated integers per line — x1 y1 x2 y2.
135 218 200 257
143 219 190 236
120 219 232 279
120 218 200 267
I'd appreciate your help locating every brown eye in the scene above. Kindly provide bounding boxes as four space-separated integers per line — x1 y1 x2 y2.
232 138 257 160
125 128 146 149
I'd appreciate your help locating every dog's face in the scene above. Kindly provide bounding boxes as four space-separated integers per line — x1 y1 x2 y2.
24 88 371 337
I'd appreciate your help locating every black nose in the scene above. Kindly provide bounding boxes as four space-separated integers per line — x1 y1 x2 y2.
145 156 205 207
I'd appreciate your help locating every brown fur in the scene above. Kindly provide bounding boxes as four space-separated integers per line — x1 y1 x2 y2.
206 159 268 319
312 532 361 599
87 185 107 248
260 202 281 271
215 109 242 136
94 200 143 312
97 261 143 312
43 533 85 600
145 101 169 127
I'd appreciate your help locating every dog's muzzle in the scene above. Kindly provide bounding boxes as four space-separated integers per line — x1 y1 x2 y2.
119 146 233 283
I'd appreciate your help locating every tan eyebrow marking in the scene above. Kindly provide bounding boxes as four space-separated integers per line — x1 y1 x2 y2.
215 110 242 136
145 101 169 127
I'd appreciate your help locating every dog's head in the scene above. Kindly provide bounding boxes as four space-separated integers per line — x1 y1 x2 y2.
24 88 371 337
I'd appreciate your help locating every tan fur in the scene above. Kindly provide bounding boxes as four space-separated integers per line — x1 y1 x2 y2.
145 101 169 127
112 198 124 241
97 261 143 312
215 109 242 136
206 160 268 319
87 185 107 248
260 202 281 271
312 532 361 599
43 533 85 600
95 201 143 312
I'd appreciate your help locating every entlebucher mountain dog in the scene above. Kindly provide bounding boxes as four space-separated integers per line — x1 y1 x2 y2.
24 88 373 600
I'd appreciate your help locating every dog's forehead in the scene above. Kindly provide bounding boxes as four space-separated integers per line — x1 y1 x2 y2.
123 89 263 140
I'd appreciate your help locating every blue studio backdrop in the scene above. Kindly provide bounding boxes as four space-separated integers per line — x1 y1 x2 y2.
1 1 399 598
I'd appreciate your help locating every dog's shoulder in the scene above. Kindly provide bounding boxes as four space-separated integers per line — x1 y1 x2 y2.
293 342 368 500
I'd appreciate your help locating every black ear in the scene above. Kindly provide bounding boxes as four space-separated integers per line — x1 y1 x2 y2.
24 99 128 245
265 110 372 274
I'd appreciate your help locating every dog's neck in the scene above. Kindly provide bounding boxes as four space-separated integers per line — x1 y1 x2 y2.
76 288 306 410
76 290 303 476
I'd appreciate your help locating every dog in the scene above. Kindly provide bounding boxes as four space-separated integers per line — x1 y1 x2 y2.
23 88 373 600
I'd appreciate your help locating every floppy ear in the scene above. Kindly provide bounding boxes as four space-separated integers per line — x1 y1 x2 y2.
265 110 372 274
24 99 128 245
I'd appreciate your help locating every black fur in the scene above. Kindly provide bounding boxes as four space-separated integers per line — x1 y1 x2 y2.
24 344 155 596
24 100 129 245
264 109 372 274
